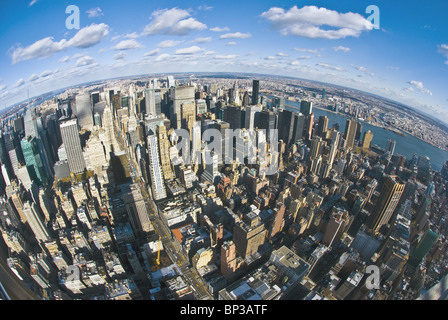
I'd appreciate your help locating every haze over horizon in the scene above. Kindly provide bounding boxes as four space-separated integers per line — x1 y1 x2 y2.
1 1 447 122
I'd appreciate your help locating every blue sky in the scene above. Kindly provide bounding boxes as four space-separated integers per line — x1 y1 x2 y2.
0 0 447 123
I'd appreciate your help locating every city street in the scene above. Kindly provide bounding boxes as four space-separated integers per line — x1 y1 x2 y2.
119 125 212 300
0 239 39 300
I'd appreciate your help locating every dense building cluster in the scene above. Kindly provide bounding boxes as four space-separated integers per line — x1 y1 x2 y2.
0 75 446 300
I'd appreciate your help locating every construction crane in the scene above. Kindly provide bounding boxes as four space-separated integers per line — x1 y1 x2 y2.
156 236 162 266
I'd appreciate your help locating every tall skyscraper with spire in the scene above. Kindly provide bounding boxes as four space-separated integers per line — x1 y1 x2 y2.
231 81 240 105
157 123 174 181
147 134 167 200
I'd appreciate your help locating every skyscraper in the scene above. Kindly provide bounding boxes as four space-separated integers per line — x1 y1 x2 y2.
191 121 202 166
20 136 48 186
278 110 295 145
367 175 405 234
22 201 51 243
147 134 167 200
157 124 174 181
316 116 328 138
408 228 439 268
327 129 340 168
362 130 374 150
59 117 86 174
181 101 196 136
224 106 242 130
292 113 306 142
171 86 195 129
343 119 358 149
244 105 261 131
221 241 237 278
75 93 94 130
123 184 153 237
167 76 176 88
201 149 219 184
4 131 22 177
322 208 349 247
305 113 314 141
310 136 325 160
386 138 396 155
257 110 276 143
233 212 267 258
230 81 240 105
252 80 260 105
145 88 156 116
300 100 313 116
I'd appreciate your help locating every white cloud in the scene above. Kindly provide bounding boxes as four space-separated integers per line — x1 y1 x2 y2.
0 84 6 92
155 54 171 62
59 56 70 63
40 70 53 78
27 74 39 82
144 48 160 57
67 23 109 48
143 8 206 36
198 5 213 11
11 37 68 64
86 7 103 18
265 56 276 60
294 47 318 54
408 80 432 95
316 62 345 72
11 23 110 64
210 27 230 32
226 42 237 46
220 32 251 39
114 39 143 50
124 32 140 39
76 55 96 67
438 44 448 65
28 0 38 7
353 65 374 77
387 66 399 70
333 45 351 52
71 53 84 60
175 46 204 55
215 54 239 59
261 5 374 39
277 52 289 57
13 79 25 88
113 52 126 60
157 40 184 48
191 37 212 44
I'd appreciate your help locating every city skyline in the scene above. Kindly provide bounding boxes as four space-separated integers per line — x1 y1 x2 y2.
1 0 447 123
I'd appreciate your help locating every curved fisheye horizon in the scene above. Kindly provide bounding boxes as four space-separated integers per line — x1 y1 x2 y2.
1 1 447 123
